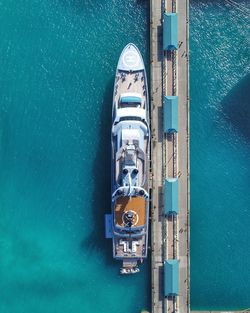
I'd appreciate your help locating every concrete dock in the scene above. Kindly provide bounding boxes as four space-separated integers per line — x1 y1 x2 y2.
150 0 190 312
150 0 164 311
149 2 250 313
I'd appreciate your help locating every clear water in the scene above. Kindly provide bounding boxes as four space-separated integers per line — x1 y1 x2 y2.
190 0 250 309
1 0 250 311
0 1 150 313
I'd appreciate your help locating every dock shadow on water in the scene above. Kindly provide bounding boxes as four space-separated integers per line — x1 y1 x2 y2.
222 73 250 141
81 79 113 265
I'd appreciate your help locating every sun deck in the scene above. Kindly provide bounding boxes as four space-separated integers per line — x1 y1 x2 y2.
114 196 146 227
114 70 147 109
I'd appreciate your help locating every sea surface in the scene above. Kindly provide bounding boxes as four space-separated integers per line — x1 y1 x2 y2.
190 0 250 310
0 1 150 313
1 0 250 312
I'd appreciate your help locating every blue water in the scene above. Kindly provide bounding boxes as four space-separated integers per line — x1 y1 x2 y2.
190 0 250 309
1 0 250 311
0 1 150 313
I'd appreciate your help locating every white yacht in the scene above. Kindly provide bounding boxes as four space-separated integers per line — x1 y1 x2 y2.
106 43 150 274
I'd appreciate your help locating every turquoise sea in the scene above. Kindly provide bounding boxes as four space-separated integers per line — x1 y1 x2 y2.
0 1 150 313
190 0 250 310
0 0 250 312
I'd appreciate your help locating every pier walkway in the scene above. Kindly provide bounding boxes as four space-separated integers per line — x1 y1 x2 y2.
150 0 164 312
150 0 190 312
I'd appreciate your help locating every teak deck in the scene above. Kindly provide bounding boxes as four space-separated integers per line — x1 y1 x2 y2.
115 196 146 227
114 71 146 109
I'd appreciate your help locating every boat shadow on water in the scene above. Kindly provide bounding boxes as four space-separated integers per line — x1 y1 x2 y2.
80 79 114 266
222 73 250 141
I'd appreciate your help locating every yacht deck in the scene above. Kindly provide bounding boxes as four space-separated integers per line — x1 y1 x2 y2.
114 196 146 227
114 70 147 109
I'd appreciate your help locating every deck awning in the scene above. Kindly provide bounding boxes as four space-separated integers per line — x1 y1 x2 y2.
163 96 178 133
164 178 179 215
163 13 178 51
120 96 142 104
164 259 179 296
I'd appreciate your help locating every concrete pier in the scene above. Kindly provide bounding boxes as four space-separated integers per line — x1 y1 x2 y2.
150 0 190 312
150 0 164 311
176 1 190 311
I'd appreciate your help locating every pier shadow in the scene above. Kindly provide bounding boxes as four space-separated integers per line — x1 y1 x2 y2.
80 79 113 266
157 106 163 142
157 26 163 63
222 73 250 141
157 186 163 223
158 265 164 302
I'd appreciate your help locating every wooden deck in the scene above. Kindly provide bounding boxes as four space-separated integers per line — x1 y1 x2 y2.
114 71 146 109
115 196 146 227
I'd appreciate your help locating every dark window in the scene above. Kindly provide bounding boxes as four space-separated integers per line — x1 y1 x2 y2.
120 116 142 122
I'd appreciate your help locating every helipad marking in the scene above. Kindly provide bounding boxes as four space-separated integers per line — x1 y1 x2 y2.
123 50 139 68
122 210 139 226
